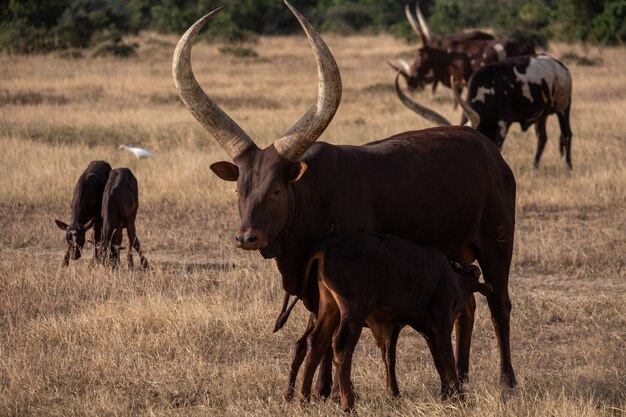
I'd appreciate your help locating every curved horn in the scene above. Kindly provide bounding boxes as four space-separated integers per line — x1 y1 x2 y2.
414 3 431 44
395 72 451 126
398 58 412 74
386 60 409 79
451 76 480 128
173 7 258 160
405 3 428 46
273 1 342 162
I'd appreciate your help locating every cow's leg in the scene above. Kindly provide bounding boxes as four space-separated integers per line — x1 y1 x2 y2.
453 86 462 110
312 347 333 400
494 120 510 150
126 221 148 269
455 294 476 384
533 115 548 168
333 318 363 412
557 104 573 169
476 239 516 388
285 314 315 401
431 80 439 96
300 298 338 403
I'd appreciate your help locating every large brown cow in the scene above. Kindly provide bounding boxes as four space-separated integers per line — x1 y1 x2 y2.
99 168 148 269
300 233 492 411
55 160 111 266
173 0 518 397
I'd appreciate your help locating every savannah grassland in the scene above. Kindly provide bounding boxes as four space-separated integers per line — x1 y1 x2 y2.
0 32 625 416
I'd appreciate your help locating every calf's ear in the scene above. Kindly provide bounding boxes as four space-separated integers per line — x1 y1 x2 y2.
285 162 308 183
210 161 239 181
476 283 493 296
83 218 95 231
55 219 69 230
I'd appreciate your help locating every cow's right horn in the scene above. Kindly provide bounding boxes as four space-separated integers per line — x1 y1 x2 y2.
394 72 451 126
405 3 429 46
173 7 258 160
414 3 431 44
273 0 342 162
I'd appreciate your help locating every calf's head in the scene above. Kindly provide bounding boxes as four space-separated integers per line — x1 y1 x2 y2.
54 218 95 261
173 1 340 255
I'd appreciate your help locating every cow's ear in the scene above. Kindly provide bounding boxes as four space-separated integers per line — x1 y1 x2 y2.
210 161 239 181
476 283 492 296
83 218 95 231
55 219 69 230
285 162 308 183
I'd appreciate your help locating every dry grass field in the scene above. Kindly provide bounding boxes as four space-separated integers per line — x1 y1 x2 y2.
0 32 624 416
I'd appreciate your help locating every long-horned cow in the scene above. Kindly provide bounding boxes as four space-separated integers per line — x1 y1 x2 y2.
55 160 111 266
99 168 149 269
173 0 518 398
395 3 535 93
395 54 573 169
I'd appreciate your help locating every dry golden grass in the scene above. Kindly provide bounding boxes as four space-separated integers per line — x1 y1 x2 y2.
0 33 624 416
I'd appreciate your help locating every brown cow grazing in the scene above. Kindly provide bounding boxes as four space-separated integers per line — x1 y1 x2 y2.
55 160 112 266
99 168 148 269
173 1 517 398
396 3 534 94
300 233 492 412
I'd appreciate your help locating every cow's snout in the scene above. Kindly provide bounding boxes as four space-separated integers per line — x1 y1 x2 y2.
235 229 268 250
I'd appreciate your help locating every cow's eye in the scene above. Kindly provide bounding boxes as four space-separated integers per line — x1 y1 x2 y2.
273 189 280 195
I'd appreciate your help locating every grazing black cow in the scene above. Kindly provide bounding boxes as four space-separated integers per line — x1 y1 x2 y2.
300 233 491 411
99 168 148 269
173 1 518 399
395 54 574 169
55 160 111 266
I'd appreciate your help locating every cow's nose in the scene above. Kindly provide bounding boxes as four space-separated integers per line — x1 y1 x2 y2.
235 233 257 244
235 229 267 250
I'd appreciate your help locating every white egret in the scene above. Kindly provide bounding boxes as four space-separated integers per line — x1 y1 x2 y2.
118 144 153 159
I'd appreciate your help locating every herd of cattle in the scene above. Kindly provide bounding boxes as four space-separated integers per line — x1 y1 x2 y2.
55 1 576 412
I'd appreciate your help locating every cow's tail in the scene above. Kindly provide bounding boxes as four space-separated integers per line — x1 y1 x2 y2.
273 251 324 333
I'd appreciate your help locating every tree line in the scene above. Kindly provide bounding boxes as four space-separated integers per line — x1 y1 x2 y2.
0 0 623 55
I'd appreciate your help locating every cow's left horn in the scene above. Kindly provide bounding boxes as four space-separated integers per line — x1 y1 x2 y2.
273 0 342 162
451 76 480 128
173 7 259 160
395 72 451 126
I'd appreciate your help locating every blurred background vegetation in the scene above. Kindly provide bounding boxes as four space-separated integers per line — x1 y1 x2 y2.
0 0 624 55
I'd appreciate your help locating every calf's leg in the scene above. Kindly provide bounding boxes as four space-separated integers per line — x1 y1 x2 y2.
369 321 401 397
333 318 363 412
300 291 339 403
455 295 476 384
126 221 148 269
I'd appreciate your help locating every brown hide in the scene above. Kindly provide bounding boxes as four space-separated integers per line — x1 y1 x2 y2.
55 160 111 265
100 168 148 269
301 233 492 411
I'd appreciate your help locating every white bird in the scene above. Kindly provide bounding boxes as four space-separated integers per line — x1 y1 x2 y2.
118 144 153 159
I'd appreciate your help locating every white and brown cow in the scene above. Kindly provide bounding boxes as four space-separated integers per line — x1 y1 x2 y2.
396 54 573 169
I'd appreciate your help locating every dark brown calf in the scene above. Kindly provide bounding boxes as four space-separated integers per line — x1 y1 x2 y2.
99 168 148 269
55 160 111 266
300 233 491 412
